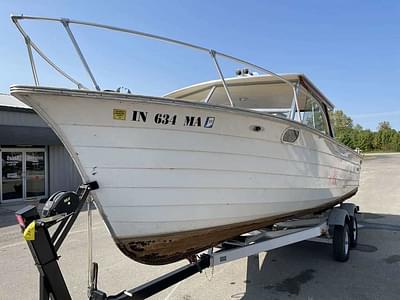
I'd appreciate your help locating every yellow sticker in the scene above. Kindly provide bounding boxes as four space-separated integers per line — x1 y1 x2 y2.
23 221 36 241
113 109 127 120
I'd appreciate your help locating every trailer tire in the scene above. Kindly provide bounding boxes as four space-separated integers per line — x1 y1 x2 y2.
349 215 358 248
333 223 350 262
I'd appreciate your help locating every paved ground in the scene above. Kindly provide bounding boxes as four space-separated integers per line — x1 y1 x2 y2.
1 153 399 300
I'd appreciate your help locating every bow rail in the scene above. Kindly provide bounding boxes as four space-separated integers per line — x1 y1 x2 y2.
11 14 301 120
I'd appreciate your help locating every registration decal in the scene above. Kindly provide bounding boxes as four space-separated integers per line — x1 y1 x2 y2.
204 117 215 128
113 109 127 120
125 109 215 129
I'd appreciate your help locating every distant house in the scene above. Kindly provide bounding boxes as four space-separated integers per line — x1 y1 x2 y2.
0 93 81 204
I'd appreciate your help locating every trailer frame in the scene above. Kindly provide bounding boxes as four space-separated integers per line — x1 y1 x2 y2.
15 183 358 300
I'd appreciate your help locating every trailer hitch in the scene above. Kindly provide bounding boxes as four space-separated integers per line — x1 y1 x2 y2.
88 254 211 300
15 182 99 300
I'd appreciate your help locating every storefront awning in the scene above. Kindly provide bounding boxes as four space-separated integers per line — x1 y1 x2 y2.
0 125 61 145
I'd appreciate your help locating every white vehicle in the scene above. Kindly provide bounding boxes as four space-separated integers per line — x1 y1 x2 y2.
11 15 361 265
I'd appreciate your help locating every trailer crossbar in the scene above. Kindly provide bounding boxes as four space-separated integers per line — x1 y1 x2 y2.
211 222 328 266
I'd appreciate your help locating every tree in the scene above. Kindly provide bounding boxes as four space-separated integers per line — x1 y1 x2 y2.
329 110 399 152
331 110 355 148
356 130 374 152
378 121 391 131
336 127 355 148
354 124 363 131
374 121 399 152
331 110 353 130
392 133 400 152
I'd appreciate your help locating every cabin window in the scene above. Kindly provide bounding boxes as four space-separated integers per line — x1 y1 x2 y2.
300 96 329 134
167 80 332 133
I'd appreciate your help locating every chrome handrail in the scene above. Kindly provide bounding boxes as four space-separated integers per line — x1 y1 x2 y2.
11 14 301 121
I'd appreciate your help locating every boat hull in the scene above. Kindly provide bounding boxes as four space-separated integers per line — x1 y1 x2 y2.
11 86 361 265
117 188 357 264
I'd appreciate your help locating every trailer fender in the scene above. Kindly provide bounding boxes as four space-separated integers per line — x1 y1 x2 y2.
340 203 359 217
328 207 349 227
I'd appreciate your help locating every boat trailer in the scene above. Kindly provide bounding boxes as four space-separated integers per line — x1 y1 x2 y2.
15 182 359 300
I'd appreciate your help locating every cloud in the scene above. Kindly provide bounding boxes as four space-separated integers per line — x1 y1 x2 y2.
351 110 400 119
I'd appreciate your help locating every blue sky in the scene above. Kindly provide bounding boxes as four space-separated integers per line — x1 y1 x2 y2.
0 1 399 130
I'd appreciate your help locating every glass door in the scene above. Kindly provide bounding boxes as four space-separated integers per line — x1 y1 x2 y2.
1 151 23 201
26 151 46 199
1 148 47 202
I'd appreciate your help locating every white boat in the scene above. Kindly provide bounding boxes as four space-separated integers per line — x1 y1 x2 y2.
10 16 361 265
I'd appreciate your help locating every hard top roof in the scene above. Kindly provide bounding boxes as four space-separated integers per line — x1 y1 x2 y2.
165 73 334 110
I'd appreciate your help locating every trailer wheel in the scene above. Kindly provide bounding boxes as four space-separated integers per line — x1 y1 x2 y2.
333 223 350 262
349 215 358 248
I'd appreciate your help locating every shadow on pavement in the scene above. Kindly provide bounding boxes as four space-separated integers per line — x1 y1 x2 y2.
0 201 95 228
238 212 400 300
0 201 41 228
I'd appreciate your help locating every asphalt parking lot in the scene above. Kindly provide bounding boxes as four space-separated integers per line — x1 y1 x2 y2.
1 153 399 299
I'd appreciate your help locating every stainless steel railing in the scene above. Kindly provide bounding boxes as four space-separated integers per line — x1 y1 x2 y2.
11 14 301 121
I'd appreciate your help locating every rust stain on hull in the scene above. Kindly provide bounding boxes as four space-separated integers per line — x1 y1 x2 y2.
115 189 357 265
